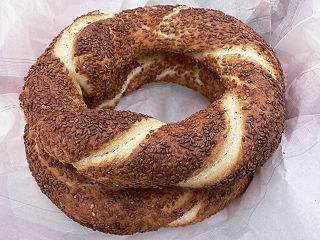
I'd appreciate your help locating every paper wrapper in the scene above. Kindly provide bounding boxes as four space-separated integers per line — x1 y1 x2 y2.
1 0 320 239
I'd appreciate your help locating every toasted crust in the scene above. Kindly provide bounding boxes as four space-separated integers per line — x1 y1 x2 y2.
24 124 252 234
20 5 284 235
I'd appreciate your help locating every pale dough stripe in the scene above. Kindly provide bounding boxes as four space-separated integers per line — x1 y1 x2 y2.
169 200 203 226
73 118 165 169
54 13 113 94
178 91 242 187
156 6 189 38
190 48 277 80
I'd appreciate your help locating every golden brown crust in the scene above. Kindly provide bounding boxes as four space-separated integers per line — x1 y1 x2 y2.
79 102 229 187
20 5 284 235
24 124 251 235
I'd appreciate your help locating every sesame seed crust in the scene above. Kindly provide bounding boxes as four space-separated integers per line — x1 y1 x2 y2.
20 5 284 235
24 124 251 235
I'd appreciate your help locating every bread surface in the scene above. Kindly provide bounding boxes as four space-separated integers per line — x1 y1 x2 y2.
20 5 284 234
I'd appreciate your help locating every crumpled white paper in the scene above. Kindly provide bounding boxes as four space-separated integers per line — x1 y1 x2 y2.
1 0 320 239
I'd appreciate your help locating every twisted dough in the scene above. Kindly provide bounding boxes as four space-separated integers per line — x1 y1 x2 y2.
20 5 284 234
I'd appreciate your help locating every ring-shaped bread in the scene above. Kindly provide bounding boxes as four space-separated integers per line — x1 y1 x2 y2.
20 5 284 235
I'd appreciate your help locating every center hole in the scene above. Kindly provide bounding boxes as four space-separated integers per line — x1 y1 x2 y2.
115 82 210 123
83 52 225 119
